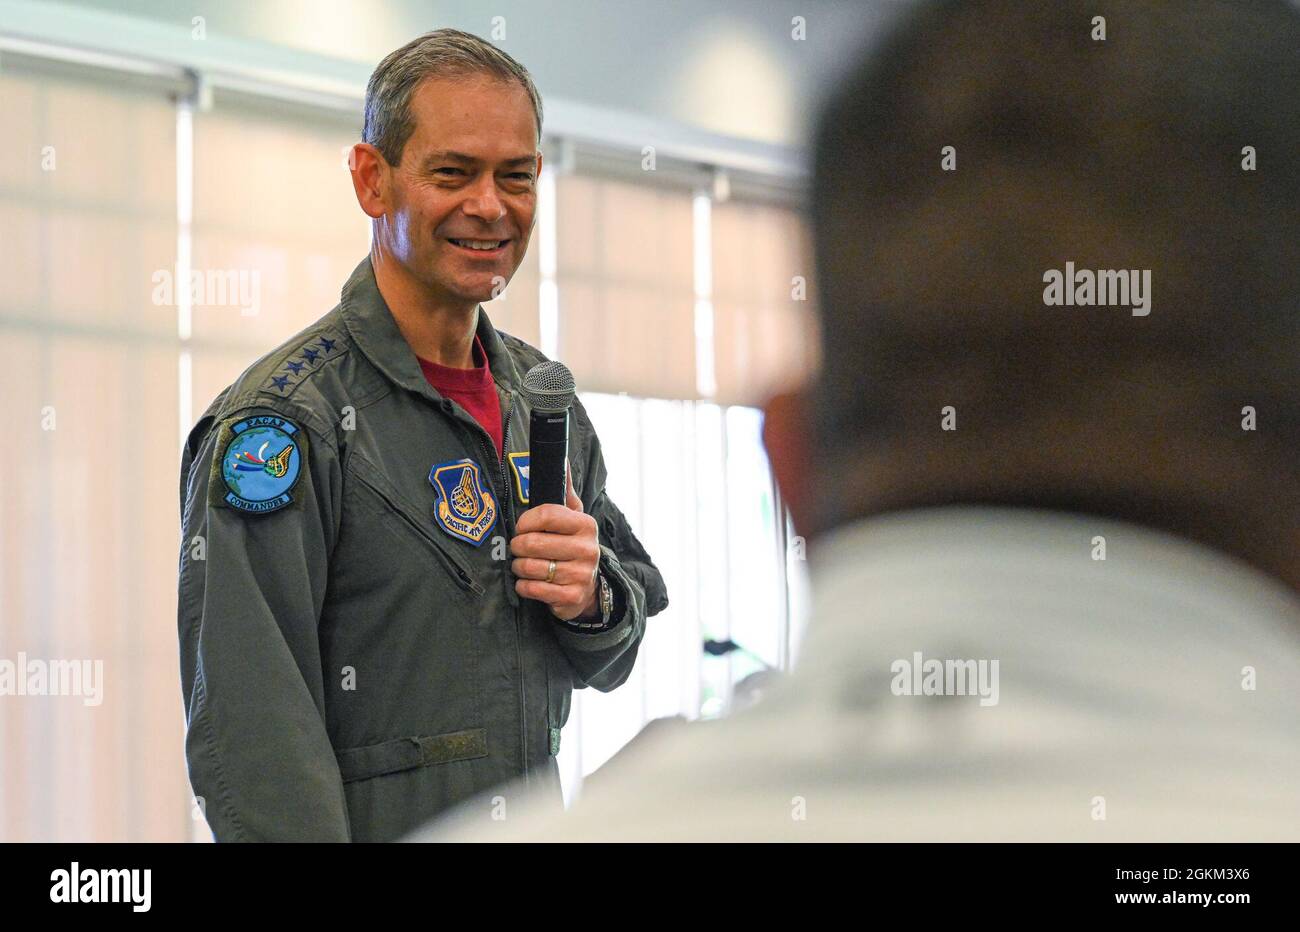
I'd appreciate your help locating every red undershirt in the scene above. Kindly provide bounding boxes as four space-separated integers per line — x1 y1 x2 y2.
417 334 503 460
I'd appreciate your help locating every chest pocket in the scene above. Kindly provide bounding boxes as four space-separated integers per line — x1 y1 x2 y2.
344 452 485 597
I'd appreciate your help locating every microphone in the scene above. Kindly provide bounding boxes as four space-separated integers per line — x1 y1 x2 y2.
520 361 576 508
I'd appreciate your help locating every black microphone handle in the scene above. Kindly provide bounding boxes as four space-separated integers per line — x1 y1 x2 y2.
528 409 569 507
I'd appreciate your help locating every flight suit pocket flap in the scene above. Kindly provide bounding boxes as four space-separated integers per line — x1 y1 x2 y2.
336 728 488 783
346 455 484 595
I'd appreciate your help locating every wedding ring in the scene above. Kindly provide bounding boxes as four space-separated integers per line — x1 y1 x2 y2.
545 560 557 583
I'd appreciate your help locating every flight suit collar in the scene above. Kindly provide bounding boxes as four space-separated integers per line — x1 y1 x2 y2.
338 256 522 399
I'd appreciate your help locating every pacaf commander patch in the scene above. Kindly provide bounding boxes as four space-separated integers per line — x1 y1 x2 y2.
214 415 305 514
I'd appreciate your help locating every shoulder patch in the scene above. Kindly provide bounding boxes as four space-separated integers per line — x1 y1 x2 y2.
215 415 307 514
429 458 498 546
265 331 345 398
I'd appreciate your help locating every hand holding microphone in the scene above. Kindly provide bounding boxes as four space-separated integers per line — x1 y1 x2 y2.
509 362 602 622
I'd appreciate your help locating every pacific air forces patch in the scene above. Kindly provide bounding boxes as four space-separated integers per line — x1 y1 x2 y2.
429 458 498 546
216 415 305 514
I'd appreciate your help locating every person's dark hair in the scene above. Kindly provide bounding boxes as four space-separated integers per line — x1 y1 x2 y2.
364 28 543 167
808 0 1300 584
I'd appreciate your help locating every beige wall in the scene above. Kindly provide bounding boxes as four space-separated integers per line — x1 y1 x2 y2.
0 67 187 841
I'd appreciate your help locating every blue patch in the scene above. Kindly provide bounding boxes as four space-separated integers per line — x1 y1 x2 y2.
429 458 498 546
507 451 530 505
220 416 303 514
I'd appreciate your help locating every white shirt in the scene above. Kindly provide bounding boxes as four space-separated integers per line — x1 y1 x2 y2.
420 507 1300 841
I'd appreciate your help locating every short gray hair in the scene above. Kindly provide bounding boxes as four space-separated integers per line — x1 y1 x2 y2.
364 28 543 167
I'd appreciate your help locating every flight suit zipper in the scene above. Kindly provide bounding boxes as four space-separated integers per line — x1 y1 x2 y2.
495 393 530 786
464 390 531 787
443 385 532 786
350 469 483 595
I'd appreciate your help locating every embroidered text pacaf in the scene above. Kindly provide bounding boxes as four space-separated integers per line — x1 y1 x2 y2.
219 415 304 514
429 458 498 546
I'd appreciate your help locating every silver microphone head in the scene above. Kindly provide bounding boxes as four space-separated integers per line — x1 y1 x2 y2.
521 360 576 413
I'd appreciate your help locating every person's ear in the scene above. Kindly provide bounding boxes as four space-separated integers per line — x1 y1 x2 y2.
762 386 816 542
349 142 390 220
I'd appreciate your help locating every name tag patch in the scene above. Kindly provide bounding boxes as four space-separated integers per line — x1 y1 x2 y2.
429 458 498 546
219 416 303 514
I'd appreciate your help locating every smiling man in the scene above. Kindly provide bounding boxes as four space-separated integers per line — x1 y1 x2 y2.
177 29 668 842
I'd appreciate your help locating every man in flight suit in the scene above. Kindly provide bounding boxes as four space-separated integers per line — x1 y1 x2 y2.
177 29 668 842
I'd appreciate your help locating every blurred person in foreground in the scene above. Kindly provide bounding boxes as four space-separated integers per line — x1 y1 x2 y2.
416 0 1300 841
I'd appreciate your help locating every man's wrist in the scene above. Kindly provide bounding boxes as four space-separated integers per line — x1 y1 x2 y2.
577 571 601 619
561 570 613 631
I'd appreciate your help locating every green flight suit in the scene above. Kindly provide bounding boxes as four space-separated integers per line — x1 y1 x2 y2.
177 257 669 842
